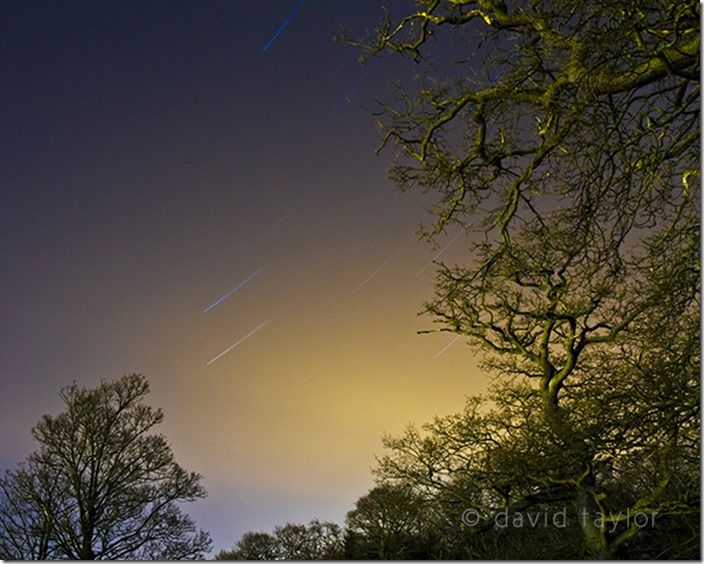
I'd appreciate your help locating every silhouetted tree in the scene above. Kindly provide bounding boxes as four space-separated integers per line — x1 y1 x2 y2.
351 0 700 557
374 283 699 558
0 374 211 560
275 520 344 560
215 531 279 560
216 519 344 560
344 484 439 559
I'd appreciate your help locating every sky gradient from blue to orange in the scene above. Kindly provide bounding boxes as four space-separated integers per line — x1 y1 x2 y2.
0 1 488 553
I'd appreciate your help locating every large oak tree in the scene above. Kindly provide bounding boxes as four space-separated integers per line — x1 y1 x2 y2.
350 0 700 558
0 374 211 560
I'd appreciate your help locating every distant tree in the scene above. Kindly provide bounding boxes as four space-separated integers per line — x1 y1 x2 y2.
0 374 211 560
374 277 699 558
344 484 438 559
275 520 344 560
215 531 279 560
350 0 700 558
216 519 344 560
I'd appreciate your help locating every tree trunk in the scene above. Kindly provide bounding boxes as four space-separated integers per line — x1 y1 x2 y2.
574 476 612 559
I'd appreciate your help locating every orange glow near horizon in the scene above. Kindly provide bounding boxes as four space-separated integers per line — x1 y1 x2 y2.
0 1 491 553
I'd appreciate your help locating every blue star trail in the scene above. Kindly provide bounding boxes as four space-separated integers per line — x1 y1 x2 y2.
327 51 355 84
203 268 263 313
331 58 380 114
261 0 304 53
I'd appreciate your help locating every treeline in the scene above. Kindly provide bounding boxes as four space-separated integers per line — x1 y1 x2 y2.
0 371 696 560
217 378 699 560
241 0 695 559
1 0 699 559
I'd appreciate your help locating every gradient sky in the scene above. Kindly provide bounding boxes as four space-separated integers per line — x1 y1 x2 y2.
0 1 488 553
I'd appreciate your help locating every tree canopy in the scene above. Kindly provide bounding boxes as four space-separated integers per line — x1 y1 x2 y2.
215 519 344 560
344 0 700 558
223 1 699 557
0 374 211 560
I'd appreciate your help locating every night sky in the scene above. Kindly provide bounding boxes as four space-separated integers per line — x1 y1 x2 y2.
0 1 486 553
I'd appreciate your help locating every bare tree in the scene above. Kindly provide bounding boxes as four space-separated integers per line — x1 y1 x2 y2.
0 374 211 560
216 520 344 560
344 484 435 559
351 0 699 557
215 531 280 560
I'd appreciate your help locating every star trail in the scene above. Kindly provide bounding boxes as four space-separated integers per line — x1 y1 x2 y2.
434 334 462 358
202 268 263 313
331 58 380 114
206 320 271 366
261 0 305 53
351 244 404 294
0 1 483 555
414 230 464 277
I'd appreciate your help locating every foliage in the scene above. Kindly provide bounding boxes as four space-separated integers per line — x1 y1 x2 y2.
0 374 211 560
